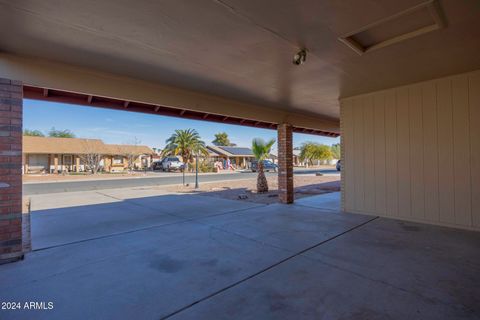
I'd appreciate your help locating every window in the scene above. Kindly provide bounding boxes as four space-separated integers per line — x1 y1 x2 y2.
113 156 124 165
63 155 73 165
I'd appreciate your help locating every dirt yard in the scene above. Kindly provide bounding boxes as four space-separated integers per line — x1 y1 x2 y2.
166 174 340 204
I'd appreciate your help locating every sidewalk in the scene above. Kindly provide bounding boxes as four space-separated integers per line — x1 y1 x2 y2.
23 170 241 184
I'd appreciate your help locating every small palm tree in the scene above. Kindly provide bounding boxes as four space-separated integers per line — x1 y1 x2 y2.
162 129 208 172
252 138 276 193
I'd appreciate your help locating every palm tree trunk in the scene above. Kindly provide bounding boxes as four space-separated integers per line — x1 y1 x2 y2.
256 161 268 193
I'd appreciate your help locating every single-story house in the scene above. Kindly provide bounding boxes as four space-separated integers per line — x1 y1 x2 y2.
206 146 256 169
103 144 155 173
22 136 155 174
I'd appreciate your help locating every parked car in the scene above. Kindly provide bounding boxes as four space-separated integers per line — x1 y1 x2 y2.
152 157 185 171
151 161 162 171
336 160 341 171
251 160 278 172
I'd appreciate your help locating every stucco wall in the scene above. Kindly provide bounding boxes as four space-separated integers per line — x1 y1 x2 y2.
341 70 480 230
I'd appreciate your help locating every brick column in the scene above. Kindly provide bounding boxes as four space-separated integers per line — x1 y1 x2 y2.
0 78 23 264
277 123 293 204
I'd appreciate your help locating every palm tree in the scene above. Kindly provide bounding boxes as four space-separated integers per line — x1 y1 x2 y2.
252 138 275 193
162 129 208 172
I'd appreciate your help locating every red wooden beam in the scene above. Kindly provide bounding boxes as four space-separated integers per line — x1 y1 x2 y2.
22 85 339 137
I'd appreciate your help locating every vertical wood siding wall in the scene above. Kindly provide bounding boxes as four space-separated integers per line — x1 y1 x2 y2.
341 70 480 230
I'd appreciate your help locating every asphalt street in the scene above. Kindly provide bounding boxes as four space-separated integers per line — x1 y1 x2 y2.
23 169 339 195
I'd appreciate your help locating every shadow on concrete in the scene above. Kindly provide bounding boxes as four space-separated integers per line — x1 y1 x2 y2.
30 193 263 250
3 191 480 320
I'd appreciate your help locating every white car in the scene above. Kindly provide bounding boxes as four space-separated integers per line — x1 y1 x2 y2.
155 157 184 172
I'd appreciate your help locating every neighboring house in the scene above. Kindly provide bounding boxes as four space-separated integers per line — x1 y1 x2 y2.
206 146 256 169
269 151 301 166
22 136 155 174
103 144 155 173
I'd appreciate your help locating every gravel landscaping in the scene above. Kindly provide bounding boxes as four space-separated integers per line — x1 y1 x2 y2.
166 175 340 204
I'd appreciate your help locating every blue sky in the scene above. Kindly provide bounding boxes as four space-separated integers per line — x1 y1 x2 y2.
24 99 339 152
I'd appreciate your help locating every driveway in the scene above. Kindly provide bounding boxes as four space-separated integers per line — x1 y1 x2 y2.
1 189 479 319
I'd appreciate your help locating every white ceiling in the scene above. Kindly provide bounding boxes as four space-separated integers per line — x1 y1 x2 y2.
0 0 479 120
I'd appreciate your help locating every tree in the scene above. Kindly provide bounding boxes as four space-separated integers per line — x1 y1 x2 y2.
331 143 341 160
23 129 44 137
121 137 141 172
316 144 333 163
79 140 103 174
299 142 317 166
212 132 235 146
48 127 75 138
162 129 208 172
252 138 275 193
299 142 333 166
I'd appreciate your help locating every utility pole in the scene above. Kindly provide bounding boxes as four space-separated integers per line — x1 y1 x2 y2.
195 153 199 189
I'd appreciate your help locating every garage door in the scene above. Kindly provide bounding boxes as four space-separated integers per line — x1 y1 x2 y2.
28 154 49 171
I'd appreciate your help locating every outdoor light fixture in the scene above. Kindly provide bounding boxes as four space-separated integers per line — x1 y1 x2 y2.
293 49 307 65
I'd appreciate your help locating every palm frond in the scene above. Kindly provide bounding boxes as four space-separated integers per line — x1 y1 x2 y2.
252 138 276 161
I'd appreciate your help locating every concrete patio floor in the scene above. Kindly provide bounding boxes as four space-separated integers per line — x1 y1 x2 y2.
1 190 479 320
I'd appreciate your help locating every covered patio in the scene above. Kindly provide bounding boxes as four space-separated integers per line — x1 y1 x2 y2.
1 0 480 318
1 189 478 319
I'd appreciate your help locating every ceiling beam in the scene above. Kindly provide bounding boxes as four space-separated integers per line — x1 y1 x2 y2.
0 53 339 134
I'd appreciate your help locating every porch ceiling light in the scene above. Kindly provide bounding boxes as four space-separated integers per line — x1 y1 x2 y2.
293 49 307 65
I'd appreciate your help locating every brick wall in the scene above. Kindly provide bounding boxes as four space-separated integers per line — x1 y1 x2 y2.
277 123 293 204
0 78 23 264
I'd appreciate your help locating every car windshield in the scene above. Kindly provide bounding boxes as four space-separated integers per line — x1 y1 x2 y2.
263 160 273 165
167 157 180 162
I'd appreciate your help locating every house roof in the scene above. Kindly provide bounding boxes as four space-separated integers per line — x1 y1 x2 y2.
23 136 106 154
219 146 254 156
104 144 156 155
207 145 254 157
23 136 155 155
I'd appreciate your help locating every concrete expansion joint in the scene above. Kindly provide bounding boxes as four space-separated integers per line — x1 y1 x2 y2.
31 193 268 253
159 215 380 320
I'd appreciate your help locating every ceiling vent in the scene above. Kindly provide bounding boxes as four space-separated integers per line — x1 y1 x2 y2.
338 0 446 55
